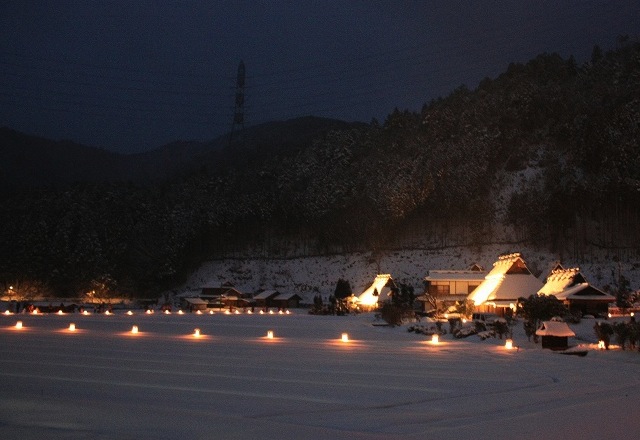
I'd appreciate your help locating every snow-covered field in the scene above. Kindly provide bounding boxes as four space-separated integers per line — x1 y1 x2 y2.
1 311 639 439
181 245 640 301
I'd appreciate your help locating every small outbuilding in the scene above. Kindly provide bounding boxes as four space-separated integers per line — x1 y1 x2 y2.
536 321 575 350
271 293 302 310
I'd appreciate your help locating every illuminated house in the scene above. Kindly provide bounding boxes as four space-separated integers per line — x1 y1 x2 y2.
357 274 397 310
468 253 543 314
538 267 615 317
420 264 486 311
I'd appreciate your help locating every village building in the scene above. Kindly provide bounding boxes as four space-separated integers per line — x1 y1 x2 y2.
418 264 486 312
357 274 397 311
468 253 543 315
253 290 280 309
538 267 615 317
271 293 303 310
536 320 575 350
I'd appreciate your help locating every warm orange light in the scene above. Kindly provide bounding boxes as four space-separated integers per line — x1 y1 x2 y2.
341 333 349 342
15 321 23 329
224 310 231 315
285 310 291 315
598 340 605 349
57 310 64 315
145 309 153 314
164 310 171 315
259 310 265 315
267 330 274 339
196 310 202 315
4 310 11 315
68 323 76 332
209 310 214 315
131 325 139 334
82 310 89 315
247 310 253 314
505 339 513 350
104 310 112 315
193 328 201 338
32 309 39 315
431 334 439 344
269 310 274 315
278 310 284 315
127 310 133 316
178 310 184 315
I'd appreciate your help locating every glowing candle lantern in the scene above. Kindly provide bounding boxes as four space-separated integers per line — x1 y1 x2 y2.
234 309 240 314
269 310 274 315
209 310 214 315
32 309 38 315
146 309 152 314
104 310 112 315
608 313 612 318
505 339 513 350
598 340 605 350
131 325 139 334
267 330 274 339
127 310 133 316
224 310 231 315
68 323 76 332
431 334 439 344
247 310 253 314
164 309 171 315
57 310 64 315
82 310 89 315
278 310 283 315
4 310 11 315
178 310 184 315
196 310 202 315
341 333 349 343
193 328 201 338
15 321 23 329
259 310 265 315
285 310 291 315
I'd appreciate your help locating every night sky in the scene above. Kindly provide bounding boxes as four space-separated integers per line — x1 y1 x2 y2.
1 1 639 154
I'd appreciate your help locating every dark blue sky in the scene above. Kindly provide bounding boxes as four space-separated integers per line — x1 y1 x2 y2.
1 1 639 154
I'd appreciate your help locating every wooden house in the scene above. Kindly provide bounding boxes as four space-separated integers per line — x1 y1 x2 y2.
468 253 543 315
538 267 615 317
271 293 302 309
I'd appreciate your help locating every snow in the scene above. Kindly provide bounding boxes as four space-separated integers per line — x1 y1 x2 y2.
1 311 639 439
180 245 640 303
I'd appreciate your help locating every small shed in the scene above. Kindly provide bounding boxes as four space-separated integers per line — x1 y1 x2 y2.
272 293 302 309
536 321 575 350
253 290 280 309
181 297 208 312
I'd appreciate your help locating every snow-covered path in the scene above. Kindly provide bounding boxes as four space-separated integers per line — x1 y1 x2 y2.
1 312 639 439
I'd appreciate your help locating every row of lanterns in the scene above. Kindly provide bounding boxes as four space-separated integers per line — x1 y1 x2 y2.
10 320 346 342
9 320 516 350
4 309 292 316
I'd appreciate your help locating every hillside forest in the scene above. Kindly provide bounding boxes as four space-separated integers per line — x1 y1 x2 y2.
1 40 639 299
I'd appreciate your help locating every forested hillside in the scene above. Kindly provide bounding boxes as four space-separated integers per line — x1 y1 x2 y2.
2 41 639 298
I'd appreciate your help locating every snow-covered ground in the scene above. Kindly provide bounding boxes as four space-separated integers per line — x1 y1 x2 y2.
181 245 640 301
1 310 639 439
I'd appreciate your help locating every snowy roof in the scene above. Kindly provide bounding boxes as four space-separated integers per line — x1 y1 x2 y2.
538 268 584 295
253 290 279 300
536 321 575 337
425 270 486 282
468 253 542 305
183 297 208 305
555 283 615 302
273 293 302 301
358 274 393 307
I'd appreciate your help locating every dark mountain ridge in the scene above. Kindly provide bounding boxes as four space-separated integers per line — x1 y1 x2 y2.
1 41 639 298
